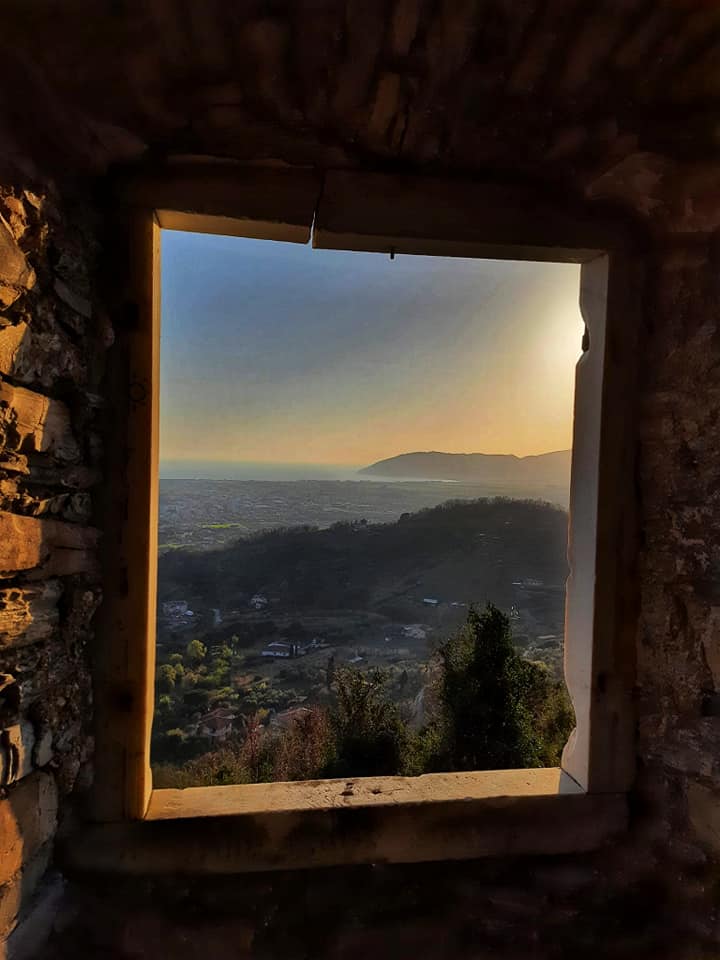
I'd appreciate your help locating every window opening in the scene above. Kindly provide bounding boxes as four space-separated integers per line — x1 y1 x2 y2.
151 230 584 789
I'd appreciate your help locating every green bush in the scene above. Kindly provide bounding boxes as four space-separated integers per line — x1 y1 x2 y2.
325 668 408 778
430 603 574 771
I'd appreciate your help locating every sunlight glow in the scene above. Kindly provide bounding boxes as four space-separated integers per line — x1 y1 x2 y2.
160 232 583 466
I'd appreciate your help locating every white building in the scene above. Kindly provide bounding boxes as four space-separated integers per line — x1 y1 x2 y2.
262 641 292 658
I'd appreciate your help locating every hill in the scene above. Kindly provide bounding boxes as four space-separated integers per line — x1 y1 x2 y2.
358 450 571 487
158 497 569 617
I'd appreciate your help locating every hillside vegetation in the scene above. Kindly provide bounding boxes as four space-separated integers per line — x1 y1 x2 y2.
154 497 571 785
159 497 569 613
154 604 574 787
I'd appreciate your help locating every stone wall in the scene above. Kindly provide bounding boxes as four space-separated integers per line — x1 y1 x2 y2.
0 180 106 958
0 159 719 958
36 185 720 959
2 2 720 955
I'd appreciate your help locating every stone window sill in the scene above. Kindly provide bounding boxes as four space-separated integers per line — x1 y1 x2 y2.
63 769 627 874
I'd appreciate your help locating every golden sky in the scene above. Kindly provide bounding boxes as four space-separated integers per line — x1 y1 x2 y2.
160 232 583 466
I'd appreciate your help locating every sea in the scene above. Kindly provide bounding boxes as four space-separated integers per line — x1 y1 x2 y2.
159 460 368 482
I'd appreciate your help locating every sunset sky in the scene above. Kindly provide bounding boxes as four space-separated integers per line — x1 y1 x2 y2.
160 231 584 467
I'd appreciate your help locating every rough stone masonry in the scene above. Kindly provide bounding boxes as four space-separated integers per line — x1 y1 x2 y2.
0 181 106 957
1 0 720 957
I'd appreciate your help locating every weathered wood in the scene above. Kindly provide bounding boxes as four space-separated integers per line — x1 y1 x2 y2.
62 788 627 875
96 169 323 822
102 168 639 829
118 166 321 244
124 208 160 821
562 256 607 793
587 253 641 792
0 512 97 579
0 581 62 647
92 208 159 822
314 171 619 262
149 768 581 819
562 254 640 794
0 381 79 462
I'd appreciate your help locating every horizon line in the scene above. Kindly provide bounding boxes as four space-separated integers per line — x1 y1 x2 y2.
160 448 572 467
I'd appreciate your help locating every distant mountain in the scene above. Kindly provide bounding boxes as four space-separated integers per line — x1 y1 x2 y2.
358 450 571 487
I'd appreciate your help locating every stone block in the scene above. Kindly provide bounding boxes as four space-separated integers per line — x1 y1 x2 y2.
0 675 18 725
0 513 98 579
32 729 52 769
0 382 79 462
0 195 29 241
53 277 91 321
0 723 35 786
0 842 52 940
0 321 86 391
0 873 63 960
0 326 27 379
0 773 57 886
0 581 62 648
0 217 35 309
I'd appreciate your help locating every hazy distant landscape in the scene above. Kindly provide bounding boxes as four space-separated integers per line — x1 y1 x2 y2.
360 449 571 485
158 451 571 552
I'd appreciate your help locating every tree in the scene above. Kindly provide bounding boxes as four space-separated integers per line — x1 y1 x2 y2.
157 663 176 693
432 604 573 771
183 688 210 713
327 668 407 777
186 638 207 665
157 694 173 715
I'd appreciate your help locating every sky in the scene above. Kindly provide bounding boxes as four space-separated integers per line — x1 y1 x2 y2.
160 230 584 467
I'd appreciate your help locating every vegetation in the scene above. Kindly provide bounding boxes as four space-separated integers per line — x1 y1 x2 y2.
429 603 574 770
152 605 574 788
158 497 569 614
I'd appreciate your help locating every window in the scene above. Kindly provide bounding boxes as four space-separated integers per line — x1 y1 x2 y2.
87 169 639 872
152 234 581 789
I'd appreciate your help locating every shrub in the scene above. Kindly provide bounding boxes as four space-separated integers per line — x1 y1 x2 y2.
326 668 407 778
430 603 574 771
272 707 335 781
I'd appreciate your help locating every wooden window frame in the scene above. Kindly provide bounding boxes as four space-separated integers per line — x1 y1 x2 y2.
81 167 640 875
